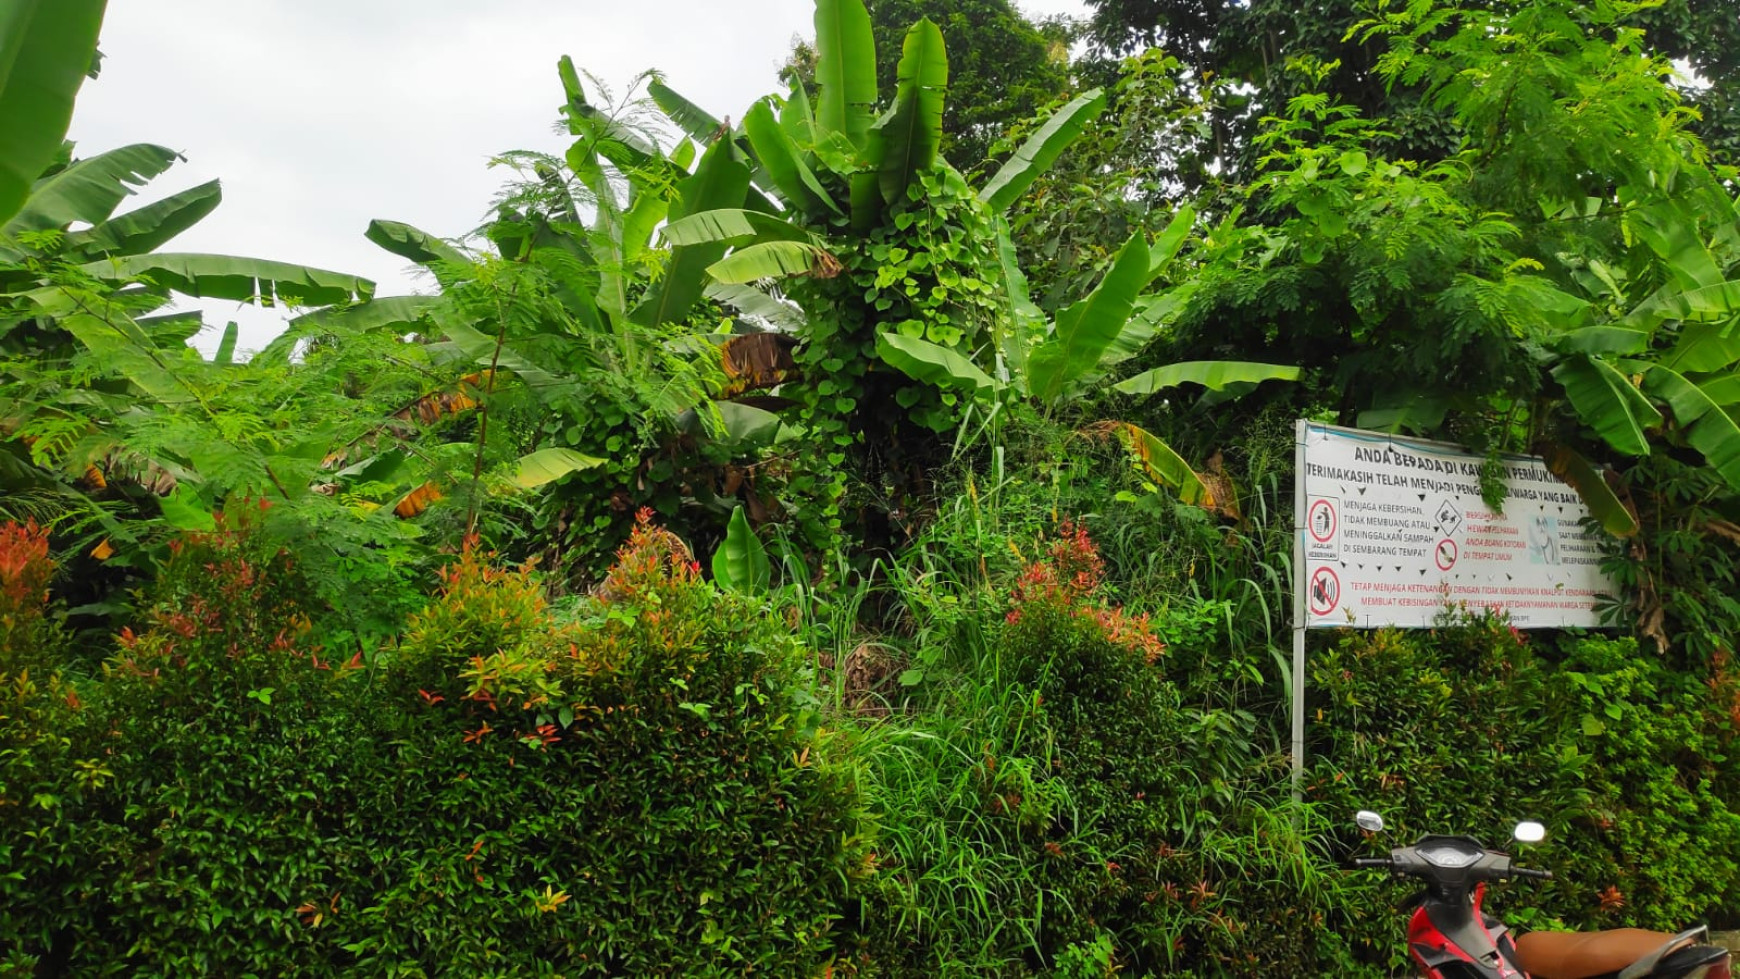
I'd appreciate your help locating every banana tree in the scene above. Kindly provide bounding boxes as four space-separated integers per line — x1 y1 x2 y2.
1529 194 1740 536
872 206 1300 511
319 64 822 558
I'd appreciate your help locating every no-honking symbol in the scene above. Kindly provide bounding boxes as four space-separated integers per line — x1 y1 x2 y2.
1309 566 1341 616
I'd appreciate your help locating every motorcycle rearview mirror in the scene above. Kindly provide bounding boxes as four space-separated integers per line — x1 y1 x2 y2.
1355 810 1385 833
1513 821 1546 844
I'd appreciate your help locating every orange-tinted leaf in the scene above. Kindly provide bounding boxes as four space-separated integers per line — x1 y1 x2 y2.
394 481 443 519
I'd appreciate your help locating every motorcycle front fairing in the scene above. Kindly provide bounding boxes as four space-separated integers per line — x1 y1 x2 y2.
1393 835 1529 978
1409 882 1527 979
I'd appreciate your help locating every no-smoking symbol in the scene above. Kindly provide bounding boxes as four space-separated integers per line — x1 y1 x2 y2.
1435 538 1458 571
1309 566 1341 616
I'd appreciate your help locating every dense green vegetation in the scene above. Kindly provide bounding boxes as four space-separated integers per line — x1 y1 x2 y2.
4 0 1740 974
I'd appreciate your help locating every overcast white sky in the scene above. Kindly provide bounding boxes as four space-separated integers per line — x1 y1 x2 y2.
68 0 1089 355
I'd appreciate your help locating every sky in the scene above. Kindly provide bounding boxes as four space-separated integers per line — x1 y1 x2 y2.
68 0 1091 356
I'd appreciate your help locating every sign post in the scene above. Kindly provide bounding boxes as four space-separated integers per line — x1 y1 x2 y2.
1292 422 1308 800
1290 421 1616 794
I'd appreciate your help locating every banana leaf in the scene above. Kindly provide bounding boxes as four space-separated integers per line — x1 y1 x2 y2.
743 98 838 216
706 283 807 331
1102 421 1214 507
1115 361 1300 397
1661 322 1740 374
1551 354 1660 457
876 332 997 394
649 77 723 145
1645 365 1740 491
707 241 837 284
631 136 752 326
513 448 604 489
0 0 107 226
5 143 177 236
660 208 819 248
1025 231 1150 404
874 17 947 207
978 89 1105 212
366 219 469 273
712 505 770 596
63 179 221 259
1555 326 1651 357
80 253 374 307
1539 442 1638 537
813 0 878 151
1147 206 1196 283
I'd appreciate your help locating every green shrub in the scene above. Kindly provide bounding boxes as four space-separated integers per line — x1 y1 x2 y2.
2 508 867 976
1309 620 1740 972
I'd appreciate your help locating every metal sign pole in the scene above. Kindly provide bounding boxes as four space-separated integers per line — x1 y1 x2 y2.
1292 420 1308 802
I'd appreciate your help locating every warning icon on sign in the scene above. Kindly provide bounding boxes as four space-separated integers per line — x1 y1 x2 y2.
1435 499 1463 537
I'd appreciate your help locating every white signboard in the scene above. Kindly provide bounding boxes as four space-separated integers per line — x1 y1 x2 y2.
1295 422 1615 629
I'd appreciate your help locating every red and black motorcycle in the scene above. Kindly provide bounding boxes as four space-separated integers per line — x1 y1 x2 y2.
1349 809 1731 979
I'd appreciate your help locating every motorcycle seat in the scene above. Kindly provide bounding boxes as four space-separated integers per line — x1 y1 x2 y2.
1516 926 1728 979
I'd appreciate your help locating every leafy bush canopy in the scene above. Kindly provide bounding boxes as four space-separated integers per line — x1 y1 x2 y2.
6 0 1740 973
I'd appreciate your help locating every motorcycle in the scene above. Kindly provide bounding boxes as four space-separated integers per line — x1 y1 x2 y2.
1348 809 1731 979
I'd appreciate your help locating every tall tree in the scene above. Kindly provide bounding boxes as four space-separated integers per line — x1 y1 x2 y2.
1082 0 1740 182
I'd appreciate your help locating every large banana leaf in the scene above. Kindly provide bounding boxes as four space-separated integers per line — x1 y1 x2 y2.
874 18 947 207
875 332 997 394
4 143 178 236
1024 231 1150 405
781 82 818 149
1620 280 1740 332
993 216 1043 374
1100 421 1214 507
1115 361 1300 397
660 208 819 248
1644 365 1740 490
255 295 443 363
80 253 375 306
619 175 668 273
1147 206 1196 283
1631 200 1724 291
62 178 222 259
1702 371 1740 406
978 89 1106 213
630 136 751 326
513 447 604 489
743 99 838 216
1539 442 1638 537
1661 322 1740 374
0 0 106 227
1556 326 1651 356
648 77 723 145
712 505 770 597
366 219 469 273
707 282 807 331
707 241 836 284
813 0 878 151
1551 354 1660 457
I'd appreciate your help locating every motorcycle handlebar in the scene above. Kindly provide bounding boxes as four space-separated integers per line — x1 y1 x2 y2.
1512 867 1554 881
1351 857 1395 869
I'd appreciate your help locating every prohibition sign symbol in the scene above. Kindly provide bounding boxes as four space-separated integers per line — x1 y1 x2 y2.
1308 566 1341 616
1435 538 1458 571
1308 498 1337 543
